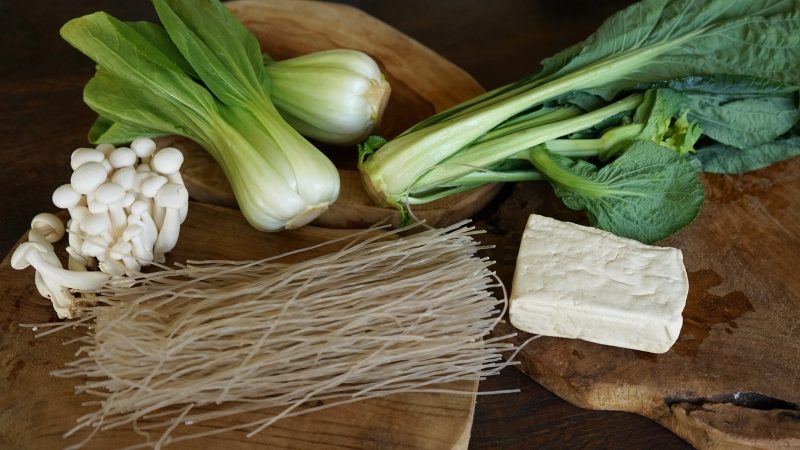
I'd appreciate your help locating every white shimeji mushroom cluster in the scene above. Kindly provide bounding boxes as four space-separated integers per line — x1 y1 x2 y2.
12 214 111 319
11 138 189 319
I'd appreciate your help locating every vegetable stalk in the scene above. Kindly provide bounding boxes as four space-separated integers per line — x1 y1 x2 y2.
63 0 341 231
265 49 391 145
359 0 800 242
90 48 392 147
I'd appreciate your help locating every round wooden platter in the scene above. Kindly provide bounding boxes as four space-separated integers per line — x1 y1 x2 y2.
174 0 500 229
474 157 800 449
0 202 477 450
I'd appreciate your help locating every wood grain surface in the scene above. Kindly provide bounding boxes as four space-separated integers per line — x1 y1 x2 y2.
1 0 718 449
0 203 477 449
177 0 501 229
475 157 800 449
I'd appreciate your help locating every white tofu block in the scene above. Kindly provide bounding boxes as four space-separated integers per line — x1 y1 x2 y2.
509 214 688 354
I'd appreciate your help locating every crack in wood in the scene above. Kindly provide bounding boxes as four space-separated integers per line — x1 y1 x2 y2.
666 392 799 412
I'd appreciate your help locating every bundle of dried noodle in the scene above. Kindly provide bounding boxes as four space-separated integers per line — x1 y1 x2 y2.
44 222 516 449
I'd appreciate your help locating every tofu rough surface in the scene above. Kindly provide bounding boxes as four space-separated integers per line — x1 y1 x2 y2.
509 214 688 354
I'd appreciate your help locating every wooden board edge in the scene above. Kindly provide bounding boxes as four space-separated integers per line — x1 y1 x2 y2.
515 357 800 450
452 380 478 450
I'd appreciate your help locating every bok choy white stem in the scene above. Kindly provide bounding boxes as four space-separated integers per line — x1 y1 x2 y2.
265 49 391 145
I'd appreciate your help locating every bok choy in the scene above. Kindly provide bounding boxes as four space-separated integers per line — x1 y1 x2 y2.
62 0 340 231
265 49 391 145
358 0 800 243
90 47 391 147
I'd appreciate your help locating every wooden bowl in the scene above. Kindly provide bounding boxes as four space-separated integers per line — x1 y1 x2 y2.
176 0 501 229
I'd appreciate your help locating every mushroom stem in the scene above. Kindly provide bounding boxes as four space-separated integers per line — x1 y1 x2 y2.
35 271 75 319
130 234 154 263
18 247 109 290
138 213 159 251
153 208 179 263
11 239 109 319
108 206 127 238
153 183 188 262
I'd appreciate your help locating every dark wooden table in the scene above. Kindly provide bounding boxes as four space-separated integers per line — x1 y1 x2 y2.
0 1 692 448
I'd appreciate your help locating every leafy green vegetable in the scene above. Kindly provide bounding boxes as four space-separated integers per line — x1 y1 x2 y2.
535 0 800 99
534 89 693 161
89 20 390 146
690 136 800 174
125 20 198 77
62 2 340 231
88 115 162 144
373 93 646 202
358 0 800 241
153 0 266 109
684 93 798 150
529 141 704 243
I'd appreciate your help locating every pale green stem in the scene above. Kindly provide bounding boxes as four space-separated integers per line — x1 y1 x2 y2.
440 169 544 186
528 146 606 198
543 123 645 157
410 93 643 192
365 33 697 203
475 106 584 144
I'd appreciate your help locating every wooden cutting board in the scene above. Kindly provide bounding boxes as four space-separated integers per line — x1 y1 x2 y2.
177 0 501 229
0 203 476 450
477 156 800 449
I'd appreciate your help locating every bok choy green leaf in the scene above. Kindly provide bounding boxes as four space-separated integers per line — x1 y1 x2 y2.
529 142 704 244
689 135 800 174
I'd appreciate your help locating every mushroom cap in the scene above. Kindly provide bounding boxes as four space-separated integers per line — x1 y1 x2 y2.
80 239 107 258
11 241 47 270
27 229 50 246
109 147 137 169
25 232 61 267
52 184 82 209
31 213 65 243
83 213 112 236
70 148 105 170
88 200 109 214
155 183 189 209
130 200 150 216
141 175 168 198
111 166 136 191
151 147 184 175
122 193 136 208
95 143 116 156
131 138 156 159
71 162 108 195
95 182 126 205
99 260 126 277
132 171 151 192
